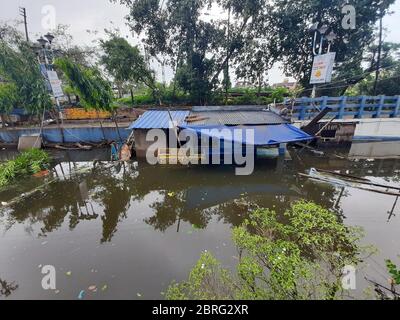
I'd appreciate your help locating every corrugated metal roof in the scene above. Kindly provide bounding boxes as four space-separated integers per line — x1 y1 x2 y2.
129 110 190 129
192 105 269 111
186 110 286 126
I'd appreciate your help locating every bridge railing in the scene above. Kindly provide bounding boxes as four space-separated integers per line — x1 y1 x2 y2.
283 95 400 120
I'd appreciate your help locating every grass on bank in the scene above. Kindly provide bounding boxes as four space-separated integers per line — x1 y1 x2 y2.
0 149 50 187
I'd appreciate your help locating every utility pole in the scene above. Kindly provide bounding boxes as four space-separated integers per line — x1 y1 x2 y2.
19 7 29 42
373 13 383 96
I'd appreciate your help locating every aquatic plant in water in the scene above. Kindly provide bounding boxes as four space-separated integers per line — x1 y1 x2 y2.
166 200 365 300
0 149 50 187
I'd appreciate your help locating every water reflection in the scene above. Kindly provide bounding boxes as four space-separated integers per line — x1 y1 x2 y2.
0 145 400 299
2 152 398 243
0 278 18 298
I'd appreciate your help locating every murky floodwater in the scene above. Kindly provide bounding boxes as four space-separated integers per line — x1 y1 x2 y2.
1 142 400 300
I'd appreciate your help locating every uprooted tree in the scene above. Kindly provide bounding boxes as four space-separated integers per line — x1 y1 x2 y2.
0 23 52 124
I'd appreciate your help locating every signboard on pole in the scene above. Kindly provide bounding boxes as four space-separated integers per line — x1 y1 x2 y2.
46 70 64 98
310 52 336 84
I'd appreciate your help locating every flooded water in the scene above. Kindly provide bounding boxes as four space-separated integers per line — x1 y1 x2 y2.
1 143 400 300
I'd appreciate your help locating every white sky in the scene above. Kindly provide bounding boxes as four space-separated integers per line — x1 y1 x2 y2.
1 0 400 85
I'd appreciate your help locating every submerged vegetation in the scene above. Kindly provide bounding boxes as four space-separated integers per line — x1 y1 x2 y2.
0 149 50 187
166 200 364 300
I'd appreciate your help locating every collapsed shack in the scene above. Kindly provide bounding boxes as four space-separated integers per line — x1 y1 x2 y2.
128 106 313 161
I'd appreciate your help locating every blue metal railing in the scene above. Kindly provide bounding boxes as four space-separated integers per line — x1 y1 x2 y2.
284 95 400 120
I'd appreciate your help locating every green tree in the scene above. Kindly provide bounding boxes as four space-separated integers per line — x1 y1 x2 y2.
0 24 52 116
0 82 18 127
111 1 395 100
54 57 114 111
100 35 156 103
265 0 395 95
112 0 265 104
166 200 364 300
344 42 400 96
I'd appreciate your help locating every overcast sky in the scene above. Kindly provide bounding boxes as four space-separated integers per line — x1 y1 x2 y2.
1 0 400 85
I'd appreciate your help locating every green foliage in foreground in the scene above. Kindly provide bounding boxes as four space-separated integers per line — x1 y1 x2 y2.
166 200 364 300
386 259 400 285
0 149 50 187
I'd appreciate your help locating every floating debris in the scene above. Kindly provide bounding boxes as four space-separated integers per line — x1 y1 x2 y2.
55 290 60 294
137 293 142 297
66 271 72 276
78 290 85 300
88 285 97 292
33 170 50 178
101 284 108 291
167 192 175 197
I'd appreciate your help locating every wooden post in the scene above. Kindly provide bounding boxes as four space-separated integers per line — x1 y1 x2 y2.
112 109 123 142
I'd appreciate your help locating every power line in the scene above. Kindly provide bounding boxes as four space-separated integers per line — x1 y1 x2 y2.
301 72 400 94
300 62 399 94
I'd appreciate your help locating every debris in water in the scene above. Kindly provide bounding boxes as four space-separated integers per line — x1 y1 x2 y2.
101 284 108 291
78 290 85 300
55 290 60 294
88 285 97 292
66 271 72 276
137 293 142 297
1 201 7 206
41 241 48 245
167 192 175 197
33 170 50 178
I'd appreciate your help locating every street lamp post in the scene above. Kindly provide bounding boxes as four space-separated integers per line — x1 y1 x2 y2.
36 34 65 143
309 23 336 98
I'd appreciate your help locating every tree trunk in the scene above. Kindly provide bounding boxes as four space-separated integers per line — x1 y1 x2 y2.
130 87 134 105
112 110 123 142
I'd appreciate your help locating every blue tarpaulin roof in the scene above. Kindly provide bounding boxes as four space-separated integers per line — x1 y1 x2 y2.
179 124 313 146
129 110 190 129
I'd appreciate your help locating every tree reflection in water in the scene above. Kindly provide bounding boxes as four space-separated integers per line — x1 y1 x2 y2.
0 278 18 298
2 154 396 242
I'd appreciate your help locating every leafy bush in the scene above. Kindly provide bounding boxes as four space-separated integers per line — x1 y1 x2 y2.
166 200 364 300
0 149 50 187
386 259 400 285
